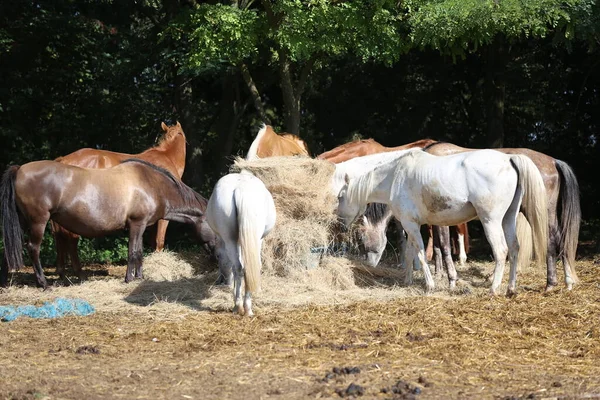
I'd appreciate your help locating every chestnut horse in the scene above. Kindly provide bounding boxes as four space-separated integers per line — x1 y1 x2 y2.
423 142 581 291
246 124 310 160
0 159 213 289
318 138 470 268
51 121 187 278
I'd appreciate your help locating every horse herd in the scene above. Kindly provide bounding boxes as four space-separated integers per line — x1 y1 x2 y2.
0 122 581 316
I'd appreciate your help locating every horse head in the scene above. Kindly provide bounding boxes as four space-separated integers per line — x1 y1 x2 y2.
336 173 366 230
194 217 218 261
159 121 186 145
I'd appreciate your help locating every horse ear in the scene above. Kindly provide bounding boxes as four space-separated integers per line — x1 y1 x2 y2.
344 173 350 185
176 121 182 128
161 122 168 132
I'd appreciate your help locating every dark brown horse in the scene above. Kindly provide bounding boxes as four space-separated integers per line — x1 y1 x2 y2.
51 121 187 278
1 158 214 288
423 142 581 291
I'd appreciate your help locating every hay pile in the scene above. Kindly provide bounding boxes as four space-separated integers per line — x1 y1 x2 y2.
230 156 341 276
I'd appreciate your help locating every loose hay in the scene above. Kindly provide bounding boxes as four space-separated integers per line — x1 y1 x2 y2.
1 256 599 400
229 156 341 276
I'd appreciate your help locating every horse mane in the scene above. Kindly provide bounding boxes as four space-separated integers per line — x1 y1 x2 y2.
347 149 419 209
363 203 389 224
145 122 185 153
246 124 267 160
121 158 207 213
421 140 445 152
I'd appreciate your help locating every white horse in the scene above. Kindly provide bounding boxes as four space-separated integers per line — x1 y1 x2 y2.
206 171 276 316
331 150 416 267
336 148 548 295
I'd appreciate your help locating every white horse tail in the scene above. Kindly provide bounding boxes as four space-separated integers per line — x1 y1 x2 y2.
235 188 262 293
510 155 549 266
555 159 581 283
516 212 533 269
246 124 267 160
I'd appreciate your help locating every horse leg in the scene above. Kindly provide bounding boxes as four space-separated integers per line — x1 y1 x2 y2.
401 220 435 293
27 222 49 289
481 220 509 296
426 225 434 262
439 226 457 289
215 239 233 286
501 209 521 296
432 225 444 276
52 222 67 278
68 234 83 279
232 258 244 315
125 223 146 283
560 218 577 289
393 219 408 267
154 219 169 252
1 256 8 287
544 216 560 291
456 223 468 267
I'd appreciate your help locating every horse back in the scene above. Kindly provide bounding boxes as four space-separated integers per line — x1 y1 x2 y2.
258 127 309 158
56 148 130 169
318 139 388 163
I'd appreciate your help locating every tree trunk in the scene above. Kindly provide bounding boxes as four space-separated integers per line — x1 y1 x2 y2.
174 72 203 188
278 54 301 134
483 36 507 148
239 62 270 125
214 71 247 175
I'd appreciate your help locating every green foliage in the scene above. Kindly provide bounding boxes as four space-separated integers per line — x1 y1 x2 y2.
406 0 596 55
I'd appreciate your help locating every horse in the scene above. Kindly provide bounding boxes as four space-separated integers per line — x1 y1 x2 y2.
0 158 213 288
320 138 469 268
51 121 188 279
206 170 276 317
246 124 310 160
422 142 581 291
336 148 548 295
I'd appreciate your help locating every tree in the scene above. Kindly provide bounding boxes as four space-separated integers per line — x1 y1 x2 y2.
168 0 407 134
405 0 596 147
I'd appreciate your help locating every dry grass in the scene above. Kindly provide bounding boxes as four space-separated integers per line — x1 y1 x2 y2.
229 156 342 276
0 251 599 400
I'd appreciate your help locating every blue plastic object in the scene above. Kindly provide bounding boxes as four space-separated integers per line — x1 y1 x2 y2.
0 298 95 322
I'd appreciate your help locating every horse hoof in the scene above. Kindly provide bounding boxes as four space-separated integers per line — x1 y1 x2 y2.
506 289 517 298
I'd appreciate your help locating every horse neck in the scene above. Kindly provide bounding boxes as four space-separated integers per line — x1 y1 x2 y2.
247 125 269 160
350 161 396 207
162 183 206 224
141 135 186 176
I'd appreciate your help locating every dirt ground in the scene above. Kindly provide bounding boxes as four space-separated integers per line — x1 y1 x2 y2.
1 248 599 400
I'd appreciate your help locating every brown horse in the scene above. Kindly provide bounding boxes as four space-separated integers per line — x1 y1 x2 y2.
51 121 187 278
318 138 470 268
0 159 214 289
423 142 581 291
246 124 310 159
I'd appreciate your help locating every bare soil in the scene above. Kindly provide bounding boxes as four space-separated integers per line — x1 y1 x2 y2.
1 250 599 400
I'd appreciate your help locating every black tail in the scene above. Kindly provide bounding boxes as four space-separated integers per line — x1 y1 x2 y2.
555 159 581 281
1 165 23 271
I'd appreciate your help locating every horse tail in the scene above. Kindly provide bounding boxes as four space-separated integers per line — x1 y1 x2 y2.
510 155 549 266
516 212 534 269
555 159 581 283
0 165 24 271
234 188 262 293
